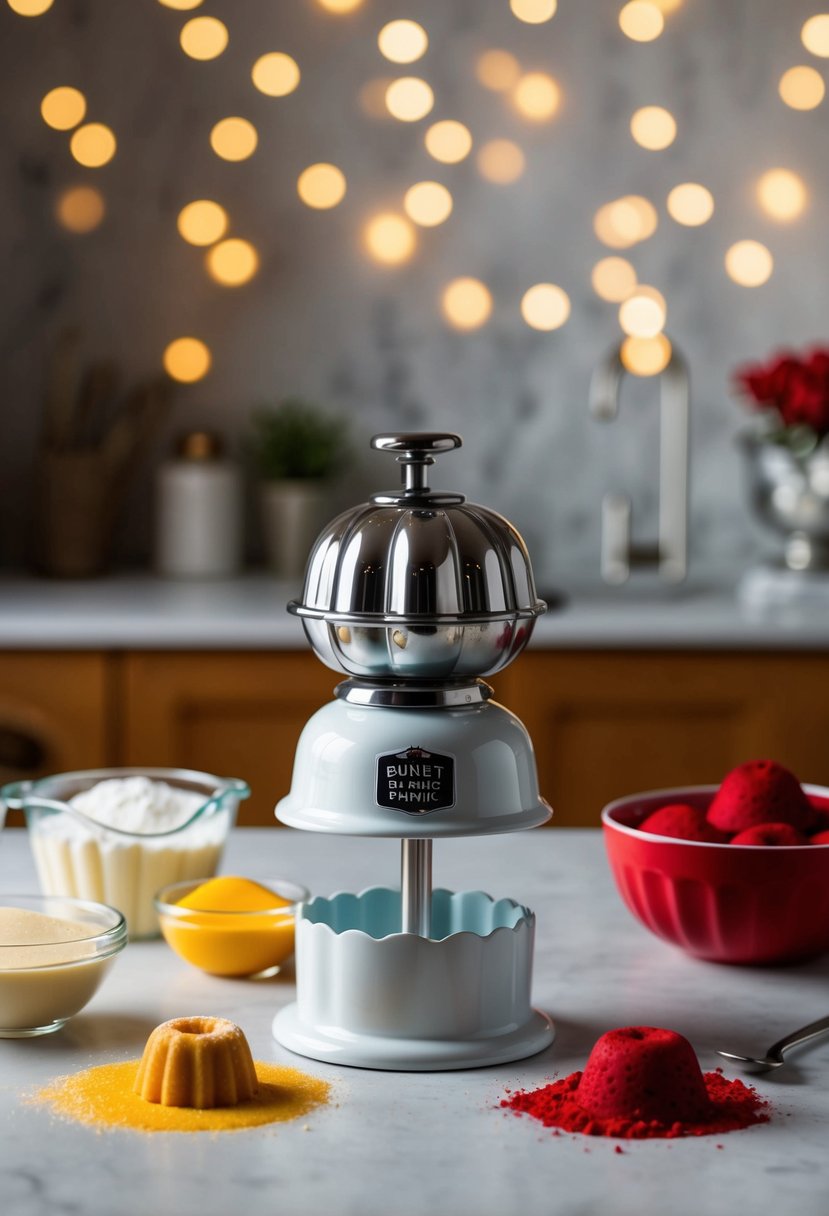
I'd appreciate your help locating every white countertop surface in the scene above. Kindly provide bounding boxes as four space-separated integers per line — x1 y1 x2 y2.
1 827 827 1216
0 572 827 649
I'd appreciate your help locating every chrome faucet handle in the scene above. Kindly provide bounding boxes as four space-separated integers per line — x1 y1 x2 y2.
590 342 690 585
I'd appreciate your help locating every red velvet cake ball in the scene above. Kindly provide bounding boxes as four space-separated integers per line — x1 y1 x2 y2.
576 1026 712 1124
731 822 808 847
707 760 813 834
639 803 729 843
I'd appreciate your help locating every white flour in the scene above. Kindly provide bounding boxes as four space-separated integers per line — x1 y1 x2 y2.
68 776 206 835
28 777 233 938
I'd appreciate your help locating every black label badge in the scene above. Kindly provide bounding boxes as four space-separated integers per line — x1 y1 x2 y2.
376 746 456 815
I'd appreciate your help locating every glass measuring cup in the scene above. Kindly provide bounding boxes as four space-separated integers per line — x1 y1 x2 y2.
1 768 250 939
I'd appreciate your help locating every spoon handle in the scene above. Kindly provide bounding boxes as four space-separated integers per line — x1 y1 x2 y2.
768 1015 829 1060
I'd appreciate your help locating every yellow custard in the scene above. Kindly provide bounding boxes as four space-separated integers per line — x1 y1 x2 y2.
158 876 298 977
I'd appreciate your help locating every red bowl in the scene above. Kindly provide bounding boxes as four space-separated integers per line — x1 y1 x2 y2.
602 785 829 965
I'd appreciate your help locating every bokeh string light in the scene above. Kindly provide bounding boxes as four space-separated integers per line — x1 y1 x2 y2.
177 200 228 246
591 257 637 302
510 0 557 24
666 182 714 226
520 284 571 330
618 286 667 338
363 213 417 265
778 64 825 109
209 117 258 161
441 278 493 329
476 139 525 184
512 72 561 121
630 105 676 149
377 20 428 64
251 53 300 96
385 77 434 121
403 182 453 227
163 337 212 383
55 185 106 234
179 16 228 61
40 87 87 131
297 163 347 209
756 168 807 221
621 334 672 376
724 240 774 287
424 120 472 163
475 49 521 92
69 123 117 168
801 14 829 57
7 0 54 14
618 2 664 42
206 238 259 286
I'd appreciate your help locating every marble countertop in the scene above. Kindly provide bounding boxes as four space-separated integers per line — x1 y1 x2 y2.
1 828 827 1216
0 571 826 649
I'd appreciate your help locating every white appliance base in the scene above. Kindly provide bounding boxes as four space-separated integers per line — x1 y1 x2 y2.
273 1003 554 1071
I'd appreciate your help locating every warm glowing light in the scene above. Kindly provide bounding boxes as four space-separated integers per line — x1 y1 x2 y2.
424 119 472 163
619 1 664 41
651 0 682 11
364 213 417 265
177 200 228 246
7 0 53 13
403 181 453 227
377 19 428 64
475 49 521 92
40 87 86 131
69 123 117 168
802 14 829 56
594 196 657 248
55 185 105 234
591 257 637 302
163 338 212 383
666 182 714 226
157 0 203 8
724 240 773 287
520 283 570 331
206 238 259 286
619 286 667 338
316 0 363 10
779 65 825 109
441 278 493 330
757 168 808 221
512 73 561 121
621 334 672 376
252 52 300 96
385 77 434 121
180 16 228 60
630 105 676 149
209 117 258 161
297 162 347 209
476 139 525 184
510 0 557 24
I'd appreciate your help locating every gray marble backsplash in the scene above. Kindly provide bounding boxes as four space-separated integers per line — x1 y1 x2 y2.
1 0 825 587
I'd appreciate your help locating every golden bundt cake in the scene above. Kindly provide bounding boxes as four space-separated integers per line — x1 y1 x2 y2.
134 1016 259 1109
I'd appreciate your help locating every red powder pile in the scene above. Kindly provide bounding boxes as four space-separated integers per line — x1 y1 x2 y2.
501 1027 770 1141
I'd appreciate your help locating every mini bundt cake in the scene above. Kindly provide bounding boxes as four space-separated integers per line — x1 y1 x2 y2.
134 1016 259 1109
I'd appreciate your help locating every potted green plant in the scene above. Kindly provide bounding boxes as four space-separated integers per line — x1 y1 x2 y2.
252 399 350 578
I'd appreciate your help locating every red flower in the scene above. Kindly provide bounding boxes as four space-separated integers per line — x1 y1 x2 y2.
734 346 829 437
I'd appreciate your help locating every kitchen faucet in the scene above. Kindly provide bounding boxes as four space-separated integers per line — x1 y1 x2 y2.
589 340 690 584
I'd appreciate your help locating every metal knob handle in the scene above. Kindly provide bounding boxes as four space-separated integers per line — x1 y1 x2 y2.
371 433 462 494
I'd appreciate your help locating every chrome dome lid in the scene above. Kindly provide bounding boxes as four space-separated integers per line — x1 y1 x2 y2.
289 433 546 627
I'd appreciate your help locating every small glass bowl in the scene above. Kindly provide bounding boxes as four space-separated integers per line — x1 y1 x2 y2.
0 895 127 1037
155 878 309 978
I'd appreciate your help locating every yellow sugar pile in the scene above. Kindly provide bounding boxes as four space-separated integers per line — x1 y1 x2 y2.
31 1061 330 1133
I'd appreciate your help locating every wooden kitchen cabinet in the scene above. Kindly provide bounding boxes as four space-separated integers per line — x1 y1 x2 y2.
3 649 828 830
0 652 112 824
494 650 829 827
119 652 338 826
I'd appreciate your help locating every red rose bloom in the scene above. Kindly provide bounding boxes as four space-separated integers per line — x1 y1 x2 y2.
735 346 829 437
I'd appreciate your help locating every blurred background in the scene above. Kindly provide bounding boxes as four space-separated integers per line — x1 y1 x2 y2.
1 0 828 825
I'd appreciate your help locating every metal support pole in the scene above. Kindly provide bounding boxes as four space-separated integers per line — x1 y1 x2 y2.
401 838 432 937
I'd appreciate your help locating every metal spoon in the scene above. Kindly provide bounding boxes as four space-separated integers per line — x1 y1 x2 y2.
718 1015 829 1074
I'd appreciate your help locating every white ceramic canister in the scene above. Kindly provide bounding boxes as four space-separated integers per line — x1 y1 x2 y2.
155 431 243 578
